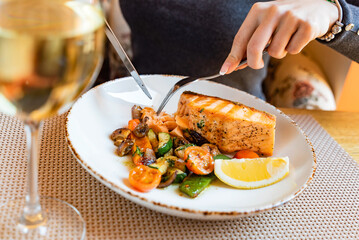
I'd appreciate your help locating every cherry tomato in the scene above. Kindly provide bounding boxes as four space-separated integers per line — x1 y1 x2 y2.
233 150 259 159
129 165 161 192
184 146 214 175
128 119 140 131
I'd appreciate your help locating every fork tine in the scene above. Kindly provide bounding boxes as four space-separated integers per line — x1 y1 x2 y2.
156 85 177 115
156 76 198 115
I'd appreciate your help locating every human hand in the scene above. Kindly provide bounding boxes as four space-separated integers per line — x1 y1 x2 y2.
220 0 339 74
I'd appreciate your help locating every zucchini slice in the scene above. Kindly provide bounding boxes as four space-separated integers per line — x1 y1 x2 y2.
157 132 173 156
173 170 187 184
149 157 169 175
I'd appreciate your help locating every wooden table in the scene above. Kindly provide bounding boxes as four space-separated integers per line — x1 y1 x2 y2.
282 108 359 164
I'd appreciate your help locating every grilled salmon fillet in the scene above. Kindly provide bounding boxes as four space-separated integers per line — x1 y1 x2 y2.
175 91 276 156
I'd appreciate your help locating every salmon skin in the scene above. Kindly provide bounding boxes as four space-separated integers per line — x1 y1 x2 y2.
175 91 276 156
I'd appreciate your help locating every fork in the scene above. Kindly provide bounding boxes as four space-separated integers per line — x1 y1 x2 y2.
156 51 267 115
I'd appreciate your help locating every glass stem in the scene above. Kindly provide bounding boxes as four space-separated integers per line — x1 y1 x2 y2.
18 119 47 228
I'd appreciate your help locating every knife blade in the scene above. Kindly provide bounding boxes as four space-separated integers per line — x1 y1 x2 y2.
104 20 152 100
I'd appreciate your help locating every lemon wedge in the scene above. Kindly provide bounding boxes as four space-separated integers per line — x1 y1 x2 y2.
214 157 289 189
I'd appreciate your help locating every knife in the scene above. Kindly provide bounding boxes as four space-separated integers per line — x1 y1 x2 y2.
104 20 152 100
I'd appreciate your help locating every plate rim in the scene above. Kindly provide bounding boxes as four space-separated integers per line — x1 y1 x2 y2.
65 74 317 218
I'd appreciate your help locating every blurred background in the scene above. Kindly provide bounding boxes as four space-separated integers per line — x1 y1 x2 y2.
100 0 359 112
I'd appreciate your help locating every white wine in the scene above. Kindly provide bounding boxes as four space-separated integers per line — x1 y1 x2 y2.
0 0 105 121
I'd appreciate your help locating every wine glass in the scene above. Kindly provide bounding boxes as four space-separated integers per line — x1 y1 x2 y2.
0 0 105 238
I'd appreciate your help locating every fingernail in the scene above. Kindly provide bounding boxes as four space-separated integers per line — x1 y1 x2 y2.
219 63 230 75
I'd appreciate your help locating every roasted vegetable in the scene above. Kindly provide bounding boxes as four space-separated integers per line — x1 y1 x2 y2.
128 119 141 131
160 168 187 188
132 146 144 166
174 158 187 173
179 174 216 198
149 157 169 175
133 122 149 138
142 148 156 165
157 132 173 156
171 169 187 183
131 105 142 120
174 144 195 159
147 129 159 150
164 156 186 172
183 129 209 145
114 139 124 147
116 139 134 156
201 143 221 156
189 130 210 145
173 137 190 149
131 136 153 166
183 129 195 143
132 135 152 150
213 154 231 160
158 170 178 188
110 128 131 142
174 146 185 159
163 148 174 157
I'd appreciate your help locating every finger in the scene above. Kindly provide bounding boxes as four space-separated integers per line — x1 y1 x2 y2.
220 23 256 75
286 21 314 54
246 6 280 69
234 52 248 71
220 8 259 75
234 63 248 71
268 11 299 59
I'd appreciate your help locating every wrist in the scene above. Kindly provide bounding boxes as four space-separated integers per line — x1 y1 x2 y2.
318 0 343 42
326 0 340 27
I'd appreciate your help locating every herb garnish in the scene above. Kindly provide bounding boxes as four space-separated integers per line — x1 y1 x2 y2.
197 120 205 129
166 159 175 167
133 146 143 156
177 143 196 151
148 165 159 169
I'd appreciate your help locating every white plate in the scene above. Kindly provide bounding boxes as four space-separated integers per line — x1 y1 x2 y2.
65 75 316 220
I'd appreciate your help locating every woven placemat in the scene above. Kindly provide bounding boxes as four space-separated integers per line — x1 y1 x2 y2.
0 113 358 239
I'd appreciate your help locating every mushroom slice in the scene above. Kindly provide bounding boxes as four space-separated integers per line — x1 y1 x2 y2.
116 139 134 156
111 128 131 142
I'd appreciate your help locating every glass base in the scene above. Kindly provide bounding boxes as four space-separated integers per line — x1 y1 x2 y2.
0 196 85 240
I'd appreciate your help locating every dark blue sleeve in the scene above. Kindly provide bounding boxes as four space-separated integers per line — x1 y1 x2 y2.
318 0 359 63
